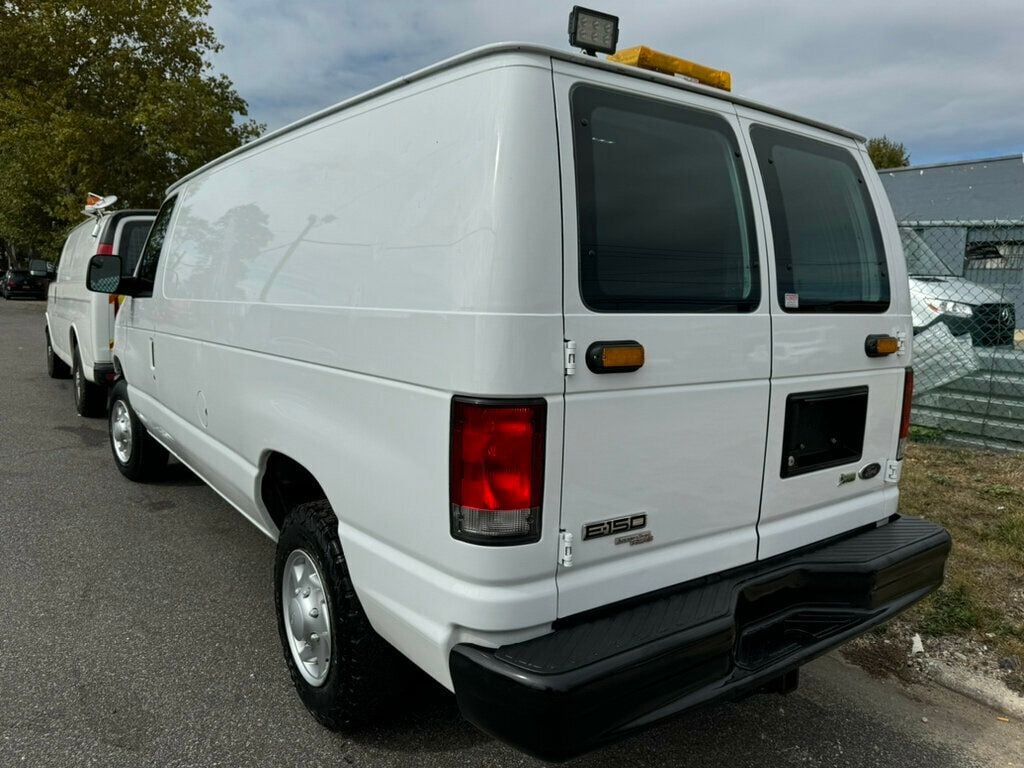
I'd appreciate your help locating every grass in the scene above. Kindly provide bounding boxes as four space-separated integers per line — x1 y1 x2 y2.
898 439 1024 671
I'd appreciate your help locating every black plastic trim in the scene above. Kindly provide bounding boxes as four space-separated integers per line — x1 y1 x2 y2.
92 362 116 384
450 517 950 762
780 386 869 478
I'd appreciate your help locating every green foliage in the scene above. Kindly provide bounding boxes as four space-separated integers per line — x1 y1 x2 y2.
919 582 994 635
0 1 263 256
909 425 945 443
866 135 910 170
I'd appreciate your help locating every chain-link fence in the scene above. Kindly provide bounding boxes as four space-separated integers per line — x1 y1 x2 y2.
901 219 1024 451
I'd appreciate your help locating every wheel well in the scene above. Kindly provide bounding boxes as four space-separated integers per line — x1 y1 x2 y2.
261 453 329 532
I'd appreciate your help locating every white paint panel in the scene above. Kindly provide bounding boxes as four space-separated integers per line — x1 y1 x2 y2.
553 60 772 617
736 106 912 558
113 56 567 689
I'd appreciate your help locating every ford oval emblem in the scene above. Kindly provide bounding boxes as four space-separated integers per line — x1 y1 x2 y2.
859 462 881 480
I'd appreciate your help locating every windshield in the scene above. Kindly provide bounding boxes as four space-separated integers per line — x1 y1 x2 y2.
900 228 955 277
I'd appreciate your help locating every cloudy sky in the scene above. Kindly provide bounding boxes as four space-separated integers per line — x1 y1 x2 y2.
207 0 1023 165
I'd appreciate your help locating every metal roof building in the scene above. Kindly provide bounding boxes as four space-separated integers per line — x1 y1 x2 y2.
879 154 1024 221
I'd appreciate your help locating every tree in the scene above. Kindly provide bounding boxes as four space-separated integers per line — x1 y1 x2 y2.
0 1 263 257
866 135 910 170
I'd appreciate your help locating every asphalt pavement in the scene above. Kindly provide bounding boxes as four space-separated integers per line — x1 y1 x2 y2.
1 297 1021 767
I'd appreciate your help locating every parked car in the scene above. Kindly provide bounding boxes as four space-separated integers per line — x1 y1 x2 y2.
85 41 950 761
46 206 156 415
902 228 1016 347
2 267 47 299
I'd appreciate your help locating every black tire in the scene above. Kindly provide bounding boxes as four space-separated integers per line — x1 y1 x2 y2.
275 500 398 730
108 379 168 482
45 328 71 379
72 345 106 417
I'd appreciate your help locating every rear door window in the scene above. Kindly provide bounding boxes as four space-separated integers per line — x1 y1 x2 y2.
572 85 759 312
751 126 889 312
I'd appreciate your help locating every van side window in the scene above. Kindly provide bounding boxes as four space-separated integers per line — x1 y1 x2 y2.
571 85 759 313
120 220 155 276
750 126 889 313
137 196 177 285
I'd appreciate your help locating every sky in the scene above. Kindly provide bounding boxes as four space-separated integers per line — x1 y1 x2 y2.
207 0 1024 166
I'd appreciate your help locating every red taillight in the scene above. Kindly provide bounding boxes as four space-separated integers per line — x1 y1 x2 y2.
897 368 914 460
450 398 546 544
96 243 115 256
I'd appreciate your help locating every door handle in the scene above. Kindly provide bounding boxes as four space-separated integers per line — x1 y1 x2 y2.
586 341 645 373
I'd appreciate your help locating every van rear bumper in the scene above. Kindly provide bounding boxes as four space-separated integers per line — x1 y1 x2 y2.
449 516 950 762
92 362 116 385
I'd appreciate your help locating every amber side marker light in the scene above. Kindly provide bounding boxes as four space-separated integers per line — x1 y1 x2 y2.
865 334 900 357
586 341 645 374
609 45 732 92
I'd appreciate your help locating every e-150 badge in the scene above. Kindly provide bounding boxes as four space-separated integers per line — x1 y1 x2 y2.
583 513 648 541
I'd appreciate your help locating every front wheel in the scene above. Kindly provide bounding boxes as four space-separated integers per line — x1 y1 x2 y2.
46 329 71 379
108 379 168 482
274 500 397 730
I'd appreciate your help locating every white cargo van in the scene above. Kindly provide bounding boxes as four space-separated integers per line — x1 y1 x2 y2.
86 42 950 761
47 204 155 415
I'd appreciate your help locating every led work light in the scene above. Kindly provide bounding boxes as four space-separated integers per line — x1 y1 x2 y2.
568 6 619 56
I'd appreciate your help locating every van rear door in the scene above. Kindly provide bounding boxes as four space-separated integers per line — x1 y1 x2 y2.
553 62 772 618
737 112 912 559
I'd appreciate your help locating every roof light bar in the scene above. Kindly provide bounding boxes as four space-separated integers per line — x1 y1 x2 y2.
609 45 732 92
568 6 619 56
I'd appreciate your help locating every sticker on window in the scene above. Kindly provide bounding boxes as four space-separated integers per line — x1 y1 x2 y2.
784 292 799 309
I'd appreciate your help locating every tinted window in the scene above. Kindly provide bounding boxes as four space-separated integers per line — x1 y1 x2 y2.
137 197 177 285
118 220 154 276
751 126 889 312
572 86 759 312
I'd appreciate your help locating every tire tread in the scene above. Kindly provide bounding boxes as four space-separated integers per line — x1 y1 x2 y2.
275 500 398 730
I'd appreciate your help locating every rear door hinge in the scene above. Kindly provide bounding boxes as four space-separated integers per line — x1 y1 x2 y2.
558 530 575 567
564 340 577 376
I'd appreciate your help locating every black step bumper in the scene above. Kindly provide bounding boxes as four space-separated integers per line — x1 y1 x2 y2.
450 517 950 762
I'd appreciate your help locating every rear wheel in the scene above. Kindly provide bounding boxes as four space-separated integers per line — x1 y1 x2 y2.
108 379 168 482
72 346 106 417
275 500 397 730
45 329 71 379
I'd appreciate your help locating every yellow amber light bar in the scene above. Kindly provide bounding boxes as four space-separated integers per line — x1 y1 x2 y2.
609 45 732 92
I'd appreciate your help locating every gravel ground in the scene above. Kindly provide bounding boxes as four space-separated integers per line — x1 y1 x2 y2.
1 297 1022 767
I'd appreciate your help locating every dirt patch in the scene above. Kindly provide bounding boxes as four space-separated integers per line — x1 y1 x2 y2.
841 632 918 684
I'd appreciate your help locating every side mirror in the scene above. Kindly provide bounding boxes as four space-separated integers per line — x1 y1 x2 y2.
86 254 153 297
28 258 48 277
86 254 124 293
